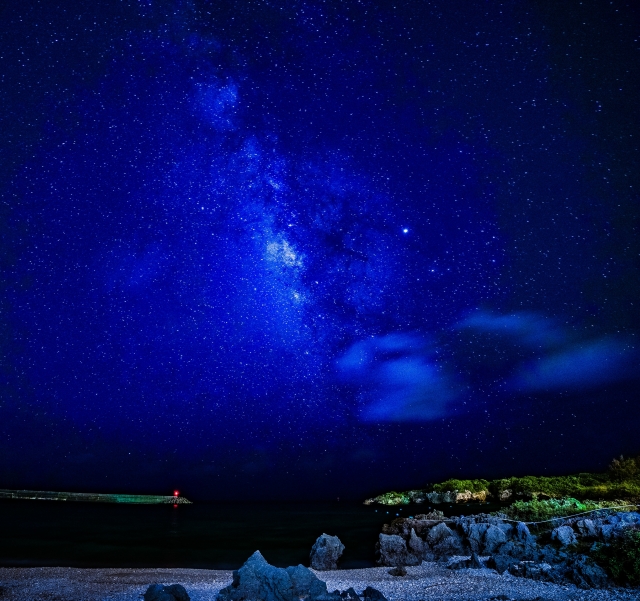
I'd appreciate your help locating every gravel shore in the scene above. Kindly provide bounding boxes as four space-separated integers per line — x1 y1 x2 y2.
1 564 638 601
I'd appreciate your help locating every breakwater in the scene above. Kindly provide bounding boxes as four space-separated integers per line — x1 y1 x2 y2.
0 489 192 504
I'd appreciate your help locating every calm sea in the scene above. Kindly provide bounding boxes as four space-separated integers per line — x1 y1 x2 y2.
0 500 502 569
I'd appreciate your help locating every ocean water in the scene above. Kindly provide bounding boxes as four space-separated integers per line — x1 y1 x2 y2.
0 500 503 569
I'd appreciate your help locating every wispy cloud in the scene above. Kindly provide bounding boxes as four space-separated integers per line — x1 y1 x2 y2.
457 310 566 349
510 337 638 392
337 333 461 422
457 310 638 393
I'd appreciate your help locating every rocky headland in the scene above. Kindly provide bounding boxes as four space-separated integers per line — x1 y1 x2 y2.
364 455 640 590
363 455 640 509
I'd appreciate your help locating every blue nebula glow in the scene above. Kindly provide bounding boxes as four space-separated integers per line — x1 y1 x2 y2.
1 0 638 499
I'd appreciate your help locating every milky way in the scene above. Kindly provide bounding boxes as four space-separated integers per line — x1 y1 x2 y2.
1 0 638 499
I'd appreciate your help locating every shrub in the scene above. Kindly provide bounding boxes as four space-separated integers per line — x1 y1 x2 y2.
374 491 410 505
592 528 640 586
431 479 490 493
498 497 617 522
608 455 639 482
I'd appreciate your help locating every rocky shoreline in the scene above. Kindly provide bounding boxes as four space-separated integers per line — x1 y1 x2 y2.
374 509 640 590
0 509 637 600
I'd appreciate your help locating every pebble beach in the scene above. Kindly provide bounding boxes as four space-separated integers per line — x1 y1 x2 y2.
1 563 638 601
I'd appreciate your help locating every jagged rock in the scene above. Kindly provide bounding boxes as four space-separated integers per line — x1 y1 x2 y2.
310 534 345 570
387 566 407 576
460 489 490 503
144 584 190 601
599 524 615 541
415 510 445 521
376 534 420 566
509 561 555 582
514 522 532 542
537 545 559 564
425 491 458 504
407 490 426 503
407 528 424 556
506 554 610 590
495 522 514 538
551 525 577 546
465 522 489 554
426 522 455 545
425 522 463 559
340 588 360 600
468 552 485 569
446 557 471 570
433 535 464 559
362 587 387 601
560 555 610 589
576 519 598 539
447 552 485 570
216 550 338 601
487 554 519 574
498 489 513 501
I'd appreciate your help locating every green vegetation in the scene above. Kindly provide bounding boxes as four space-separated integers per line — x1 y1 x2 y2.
487 471 640 500
498 497 632 522
593 528 640 586
366 454 640 506
432 479 490 493
609 455 640 481
373 491 411 505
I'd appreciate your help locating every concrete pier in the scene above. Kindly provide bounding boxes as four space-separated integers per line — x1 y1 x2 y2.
0 489 192 504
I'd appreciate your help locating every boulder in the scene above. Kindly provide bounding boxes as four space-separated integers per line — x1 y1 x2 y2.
376 534 420 566
340 588 360 600
217 551 339 601
362 587 387 601
551 525 577 546
387 566 407 576
144 584 190 601
310 534 345 571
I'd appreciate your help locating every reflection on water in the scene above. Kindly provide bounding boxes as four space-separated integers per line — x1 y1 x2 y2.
0 500 504 569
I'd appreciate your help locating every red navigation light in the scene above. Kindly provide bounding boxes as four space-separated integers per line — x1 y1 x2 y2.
173 490 179 497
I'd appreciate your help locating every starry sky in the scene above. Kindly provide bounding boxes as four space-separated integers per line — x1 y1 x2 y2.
1 0 638 501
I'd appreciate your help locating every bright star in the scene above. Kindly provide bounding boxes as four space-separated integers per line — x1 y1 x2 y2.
402 228 409 234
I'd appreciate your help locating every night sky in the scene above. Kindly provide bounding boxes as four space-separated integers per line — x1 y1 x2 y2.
1 0 638 501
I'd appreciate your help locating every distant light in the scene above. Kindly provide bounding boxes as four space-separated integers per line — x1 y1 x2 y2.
402 228 409 234
174 490 179 497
